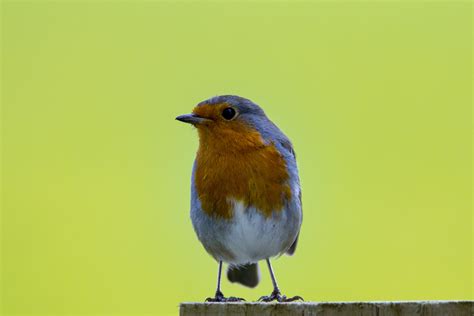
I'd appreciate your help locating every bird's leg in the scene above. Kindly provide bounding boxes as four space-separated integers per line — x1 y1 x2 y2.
205 261 245 302
258 259 304 302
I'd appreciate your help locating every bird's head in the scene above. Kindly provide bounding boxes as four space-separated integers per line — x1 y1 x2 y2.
176 95 269 151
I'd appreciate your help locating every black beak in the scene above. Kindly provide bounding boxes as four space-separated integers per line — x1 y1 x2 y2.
175 114 211 125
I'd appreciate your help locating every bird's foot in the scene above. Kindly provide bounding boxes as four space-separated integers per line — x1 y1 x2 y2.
205 290 245 302
258 289 304 302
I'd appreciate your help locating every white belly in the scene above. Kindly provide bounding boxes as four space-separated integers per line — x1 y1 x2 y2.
219 199 299 265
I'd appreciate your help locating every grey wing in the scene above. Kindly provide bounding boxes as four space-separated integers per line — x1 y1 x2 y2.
279 138 302 256
286 190 301 256
258 119 302 256
286 234 299 255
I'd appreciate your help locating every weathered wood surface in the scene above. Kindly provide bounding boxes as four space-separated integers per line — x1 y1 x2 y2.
180 301 473 316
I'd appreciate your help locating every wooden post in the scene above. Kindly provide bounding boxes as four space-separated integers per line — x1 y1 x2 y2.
180 301 472 316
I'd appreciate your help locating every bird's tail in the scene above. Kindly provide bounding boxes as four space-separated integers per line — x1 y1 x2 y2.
227 263 259 288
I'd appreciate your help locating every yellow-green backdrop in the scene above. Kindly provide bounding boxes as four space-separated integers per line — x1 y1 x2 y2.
1 1 472 315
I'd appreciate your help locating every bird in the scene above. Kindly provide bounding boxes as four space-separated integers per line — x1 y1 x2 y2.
176 95 303 302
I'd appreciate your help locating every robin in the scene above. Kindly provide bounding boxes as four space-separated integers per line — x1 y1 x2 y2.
176 95 303 302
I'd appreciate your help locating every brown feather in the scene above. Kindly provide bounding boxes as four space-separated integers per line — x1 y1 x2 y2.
193 103 291 219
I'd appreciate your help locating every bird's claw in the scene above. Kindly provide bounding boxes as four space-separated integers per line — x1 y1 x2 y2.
205 291 245 302
258 289 303 302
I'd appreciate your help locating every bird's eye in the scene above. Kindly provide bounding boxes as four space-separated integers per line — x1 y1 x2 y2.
221 107 236 120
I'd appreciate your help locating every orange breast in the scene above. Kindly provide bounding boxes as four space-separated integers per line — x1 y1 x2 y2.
194 119 292 219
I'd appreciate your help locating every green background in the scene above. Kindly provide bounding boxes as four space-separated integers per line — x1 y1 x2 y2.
1 1 472 315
